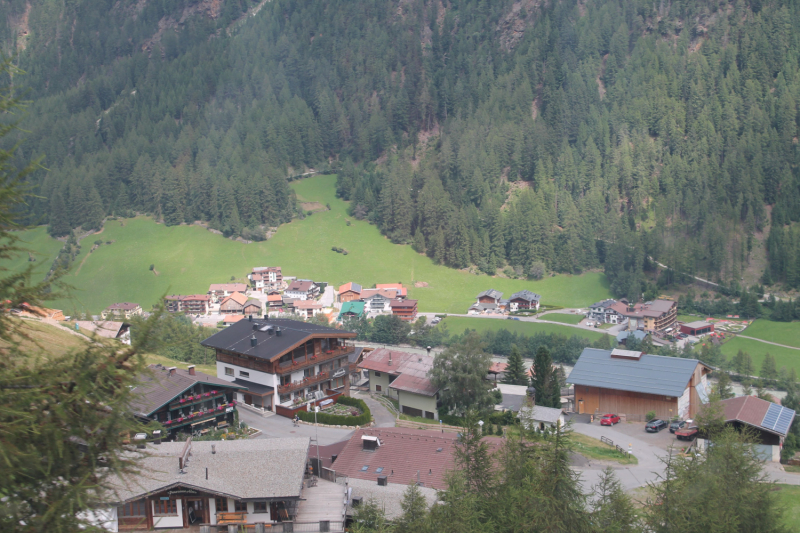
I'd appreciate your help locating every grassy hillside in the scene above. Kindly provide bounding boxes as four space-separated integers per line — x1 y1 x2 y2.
0 318 92 358
441 317 605 342
720 337 800 376
741 320 800 349
9 175 612 314
4 226 63 278
541 313 585 325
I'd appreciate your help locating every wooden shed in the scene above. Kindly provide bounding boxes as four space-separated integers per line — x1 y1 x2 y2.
567 348 712 422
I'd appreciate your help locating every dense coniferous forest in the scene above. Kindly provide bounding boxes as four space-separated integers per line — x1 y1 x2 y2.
2 0 799 294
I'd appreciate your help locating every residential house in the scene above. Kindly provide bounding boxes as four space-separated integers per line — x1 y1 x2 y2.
337 301 365 321
697 396 796 462
208 283 248 300
586 299 624 324
375 283 407 298
294 300 324 319
104 438 309 530
101 302 142 320
469 289 507 314
164 294 210 314
360 289 396 315
358 349 438 419
248 266 283 292
568 348 712 421
267 293 284 309
508 290 541 311
201 318 357 416
75 321 131 344
242 299 263 316
615 329 648 346
284 280 319 301
389 299 418 322
611 299 678 332
337 282 362 303
680 321 714 336
129 364 241 439
223 315 245 326
219 292 248 315
518 404 565 432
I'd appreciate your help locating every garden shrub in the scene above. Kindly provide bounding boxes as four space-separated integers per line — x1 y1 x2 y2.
645 410 656 422
297 397 371 426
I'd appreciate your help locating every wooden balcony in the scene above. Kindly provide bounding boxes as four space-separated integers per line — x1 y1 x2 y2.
278 371 332 395
162 402 234 430
277 346 353 374
169 391 227 411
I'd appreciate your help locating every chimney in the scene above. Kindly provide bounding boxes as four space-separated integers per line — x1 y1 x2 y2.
276 327 282 337
250 335 257 347
168 367 177 376
153 430 162 445
253 324 259 330
134 433 147 449
187 365 195 376
388 353 392 366
212 444 216 454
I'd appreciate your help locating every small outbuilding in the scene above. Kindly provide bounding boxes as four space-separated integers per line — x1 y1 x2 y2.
680 321 714 336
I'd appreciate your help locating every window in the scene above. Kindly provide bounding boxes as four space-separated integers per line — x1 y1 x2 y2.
120 500 147 517
333 377 345 389
304 367 315 378
280 394 291 404
234 500 248 513
361 465 369 471
374 371 381 377
280 375 291 386
225 367 234 377
215 498 228 513
375 385 382 392
239 370 250 378
253 501 268 513
153 499 178 516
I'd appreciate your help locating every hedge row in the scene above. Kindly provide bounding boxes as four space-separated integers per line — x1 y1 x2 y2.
297 397 372 427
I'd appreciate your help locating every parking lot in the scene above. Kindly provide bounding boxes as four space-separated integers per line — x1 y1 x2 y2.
568 414 689 452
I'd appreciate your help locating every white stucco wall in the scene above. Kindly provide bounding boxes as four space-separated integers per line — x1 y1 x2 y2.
678 386 691 419
216 361 279 389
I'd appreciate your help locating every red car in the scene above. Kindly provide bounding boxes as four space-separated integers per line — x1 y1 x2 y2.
600 414 620 426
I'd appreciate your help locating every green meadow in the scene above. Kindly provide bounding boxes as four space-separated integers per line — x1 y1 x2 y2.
741 319 800 349
541 313 585 325
441 316 606 342
720 336 800 375
4 175 613 314
4 225 64 277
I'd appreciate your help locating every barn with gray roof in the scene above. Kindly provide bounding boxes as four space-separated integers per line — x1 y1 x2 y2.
567 348 712 421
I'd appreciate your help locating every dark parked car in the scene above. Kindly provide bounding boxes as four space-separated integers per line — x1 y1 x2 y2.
669 420 687 433
645 419 668 432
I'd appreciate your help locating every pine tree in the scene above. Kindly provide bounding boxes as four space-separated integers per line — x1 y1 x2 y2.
531 346 560 408
761 353 778 380
83 185 106 231
503 344 527 385
453 412 495 499
590 468 639 533
716 371 735 400
47 191 71 237
394 482 429 533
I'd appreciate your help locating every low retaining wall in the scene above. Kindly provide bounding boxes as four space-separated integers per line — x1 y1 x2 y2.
275 390 344 419
395 418 462 433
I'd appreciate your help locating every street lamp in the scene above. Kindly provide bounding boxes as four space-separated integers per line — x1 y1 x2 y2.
478 420 484 436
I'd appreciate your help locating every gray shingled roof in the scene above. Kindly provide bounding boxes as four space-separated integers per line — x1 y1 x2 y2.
510 290 541 302
567 348 703 397
347 478 438 520
107 439 309 504
129 366 241 417
477 289 503 299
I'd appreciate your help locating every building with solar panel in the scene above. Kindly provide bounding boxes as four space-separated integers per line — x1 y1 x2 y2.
698 395 796 462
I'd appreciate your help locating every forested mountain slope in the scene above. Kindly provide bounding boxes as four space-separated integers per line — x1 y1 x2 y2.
3 0 800 297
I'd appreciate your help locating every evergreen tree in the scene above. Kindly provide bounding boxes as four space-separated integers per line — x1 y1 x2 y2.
431 332 493 415
590 467 639 533
47 191 70 237
761 353 778 381
394 480 430 533
531 346 560 408
716 371 735 400
453 412 495 499
503 344 527 385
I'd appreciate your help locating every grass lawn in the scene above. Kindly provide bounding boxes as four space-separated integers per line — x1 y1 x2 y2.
720 337 800 375
783 465 800 474
775 484 800 529
542 313 584 325
142 353 217 376
441 316 606 342
571 432 638 465
742 319 800 349
0 318 92 359
3 175 613 314
4 226 63 278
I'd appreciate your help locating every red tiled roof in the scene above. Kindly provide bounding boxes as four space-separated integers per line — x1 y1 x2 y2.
360 289 397 300
295 300 323 309
209 283 247 292
388 373 438 396
308 440 349 470
223 315 245 324
287 280 315 292
719 395 771 428
338 282 361 294
489 362 508 374
376 283 407 297
267 294 283 302
221 292 248 306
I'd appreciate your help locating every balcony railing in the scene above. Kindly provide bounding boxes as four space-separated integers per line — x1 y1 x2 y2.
278 371 332 395
169 391 227 411
162 402 235 430
277 346 353 374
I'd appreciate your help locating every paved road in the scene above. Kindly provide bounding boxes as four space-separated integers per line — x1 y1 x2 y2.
736 335 800 351
352 391 397 427
319 285 335 307
237 407 354 446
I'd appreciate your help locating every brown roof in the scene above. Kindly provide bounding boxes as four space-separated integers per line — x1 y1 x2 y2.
338 282 361 294
129 365 240 417
612 299 676 319
106 302 140 311
388 373 438 396
267 294 283 302
308 440 349 470
333 427 503 490
376 283 407 297
223 315 245 324
359 348 433 377
75 321 127 338
287 280 315 293
295 300 323 309
166 294 210 302
488 362 508 374
360 289 397 300
209 283 248 293
389 299 417 308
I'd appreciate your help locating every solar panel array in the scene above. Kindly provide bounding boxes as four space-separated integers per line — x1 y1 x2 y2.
762 403 795 435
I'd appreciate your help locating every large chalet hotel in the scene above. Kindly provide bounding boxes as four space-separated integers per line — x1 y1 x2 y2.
201 319 357 416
